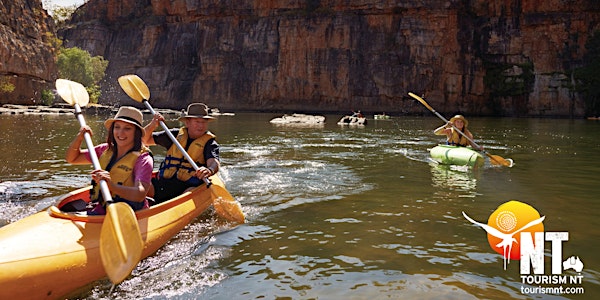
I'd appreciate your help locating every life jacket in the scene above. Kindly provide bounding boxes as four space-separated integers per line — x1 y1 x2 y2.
159 128 216 182
90 146 151 202
447 128 470 147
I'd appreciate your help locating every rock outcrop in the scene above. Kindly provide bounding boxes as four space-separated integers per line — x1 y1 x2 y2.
0 0 57 105
60 0 600 117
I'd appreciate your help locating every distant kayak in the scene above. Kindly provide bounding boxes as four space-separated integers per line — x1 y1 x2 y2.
374 114 390 120
270 114 325 125
430 145 484 167
337 115 367 125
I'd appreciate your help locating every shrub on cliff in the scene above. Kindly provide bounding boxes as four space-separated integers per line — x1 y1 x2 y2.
57 46 108 104
574 31 600 116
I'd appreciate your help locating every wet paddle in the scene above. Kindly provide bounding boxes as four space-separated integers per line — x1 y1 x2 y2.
117 74 245 223
408 92 514 167
56 79 144 284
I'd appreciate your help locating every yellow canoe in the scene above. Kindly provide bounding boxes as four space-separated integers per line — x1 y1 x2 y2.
0 175 238 300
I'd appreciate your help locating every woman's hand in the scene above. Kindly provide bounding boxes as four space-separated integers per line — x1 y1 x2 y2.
77 125 93 138
91 169 112 184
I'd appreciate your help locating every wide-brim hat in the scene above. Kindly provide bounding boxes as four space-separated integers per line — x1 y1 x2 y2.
450 115 468 127
178 103 215 121
104 106 146 136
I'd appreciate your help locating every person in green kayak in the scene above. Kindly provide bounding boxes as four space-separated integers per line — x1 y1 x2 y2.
142 103 221 203
66 106 154 215
434 114 483 150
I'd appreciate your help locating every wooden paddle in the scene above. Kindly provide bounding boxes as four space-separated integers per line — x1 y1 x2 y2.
56 79 144 284
117 74 245 223
408 92 514 167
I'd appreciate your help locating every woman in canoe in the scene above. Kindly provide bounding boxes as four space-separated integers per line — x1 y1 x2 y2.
66 106 154 215
434 115 483 150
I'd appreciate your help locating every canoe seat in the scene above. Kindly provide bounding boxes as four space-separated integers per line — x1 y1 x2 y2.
146 197 156 206
60 199 88 212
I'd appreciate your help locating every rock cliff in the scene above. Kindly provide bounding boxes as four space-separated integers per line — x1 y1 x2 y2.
60 0 600 117
0 0 57 105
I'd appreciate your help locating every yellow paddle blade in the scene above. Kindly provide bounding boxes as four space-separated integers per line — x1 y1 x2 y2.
210 185 245 223
100 202 144 284
408 92 434 112
486 153 514 167
118 74 150 102
56 79 89 107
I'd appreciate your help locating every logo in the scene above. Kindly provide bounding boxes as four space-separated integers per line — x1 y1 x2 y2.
117 164 133 172
463 200 585 296
462 200 545 270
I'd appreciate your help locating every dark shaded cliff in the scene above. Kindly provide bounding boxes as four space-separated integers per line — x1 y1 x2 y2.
60 0 600 117
0 0 57 105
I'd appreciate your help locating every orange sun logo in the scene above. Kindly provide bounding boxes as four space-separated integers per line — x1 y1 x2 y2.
463 200 545 269
487 201 544 260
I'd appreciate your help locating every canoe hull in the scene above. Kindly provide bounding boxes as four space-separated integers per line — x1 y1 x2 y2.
430 145 484 167
0 175 223 300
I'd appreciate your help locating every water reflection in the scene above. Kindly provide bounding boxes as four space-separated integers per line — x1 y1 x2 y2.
430 163 479 195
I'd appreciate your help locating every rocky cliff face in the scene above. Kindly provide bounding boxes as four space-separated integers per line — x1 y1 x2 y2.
60 0 600 117
0 0 57 105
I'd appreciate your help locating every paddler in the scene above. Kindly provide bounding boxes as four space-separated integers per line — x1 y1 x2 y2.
434 114 483 150
66 106 154 214
142 103 221 203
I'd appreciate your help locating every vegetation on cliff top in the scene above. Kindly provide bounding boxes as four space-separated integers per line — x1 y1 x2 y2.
57 47 108 104
574 31 600 116
44 2 108 105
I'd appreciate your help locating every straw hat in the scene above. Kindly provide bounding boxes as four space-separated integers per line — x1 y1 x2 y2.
178 103 215 121
449 115 468 127
104 106 145 136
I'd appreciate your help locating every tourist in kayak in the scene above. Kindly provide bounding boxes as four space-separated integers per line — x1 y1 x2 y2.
66 106 154 214
143 103 221 203
434 114 483 150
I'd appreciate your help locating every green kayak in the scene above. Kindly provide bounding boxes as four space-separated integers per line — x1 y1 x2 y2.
430 145 484 167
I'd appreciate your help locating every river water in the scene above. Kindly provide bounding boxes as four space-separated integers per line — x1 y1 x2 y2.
0 112 599 299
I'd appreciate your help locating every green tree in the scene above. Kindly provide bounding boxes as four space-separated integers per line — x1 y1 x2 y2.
57 47 108 104
43 0 82 29
0 76 15 93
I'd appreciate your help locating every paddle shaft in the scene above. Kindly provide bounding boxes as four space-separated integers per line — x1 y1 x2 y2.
119 74 244 222
73 104 113 203
141 100 212 187
409 93 483 150
409 92 515 167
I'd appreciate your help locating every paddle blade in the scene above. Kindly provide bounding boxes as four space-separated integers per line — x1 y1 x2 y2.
486 153 514 167
210 185 245 223
408 92 434 112
56 79 89 107
118 74 150 102
100 202 144 284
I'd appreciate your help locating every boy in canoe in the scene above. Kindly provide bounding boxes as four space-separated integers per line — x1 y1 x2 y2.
143 103 221 203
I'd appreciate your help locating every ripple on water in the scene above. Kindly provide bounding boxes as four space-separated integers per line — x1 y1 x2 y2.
225 154 372 217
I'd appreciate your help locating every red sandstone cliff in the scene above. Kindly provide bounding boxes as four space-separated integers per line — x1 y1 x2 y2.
0 0 57 105
60 0 600 117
